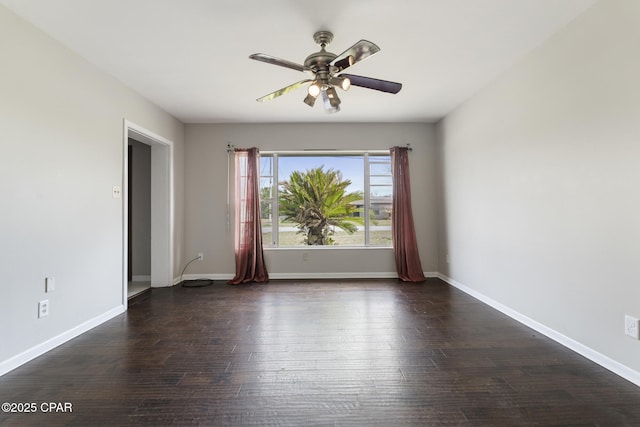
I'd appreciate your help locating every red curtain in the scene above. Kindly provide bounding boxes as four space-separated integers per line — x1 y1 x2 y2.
391 147 425 282
228 148 269 284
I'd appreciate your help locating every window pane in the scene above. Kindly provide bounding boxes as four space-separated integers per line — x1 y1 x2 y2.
260 155 274 246
278 155 364 247
370 185 392 197
278 156 363 194
369 158 391 175
261 202 273 246
260 156 273 176
370 175 392 186
368 155 392 246
260 178 273 194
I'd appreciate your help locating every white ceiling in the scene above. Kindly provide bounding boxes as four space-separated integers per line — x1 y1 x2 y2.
2 0 596 123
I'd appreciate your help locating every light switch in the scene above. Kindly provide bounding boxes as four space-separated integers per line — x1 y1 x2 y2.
46 277 56 293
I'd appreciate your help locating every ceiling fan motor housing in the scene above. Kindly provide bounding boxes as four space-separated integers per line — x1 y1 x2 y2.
304 31 338 83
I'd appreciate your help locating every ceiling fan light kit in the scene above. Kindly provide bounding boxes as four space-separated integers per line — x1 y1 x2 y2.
303 92 317 107
322 86 341 113
330 76 351 91
250 31 402 114
308 82 321 97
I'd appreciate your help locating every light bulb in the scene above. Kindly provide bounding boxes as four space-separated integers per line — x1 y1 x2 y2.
308 82 321 97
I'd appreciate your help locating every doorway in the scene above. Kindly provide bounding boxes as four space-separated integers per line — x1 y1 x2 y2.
123 120 174 306
128 140 151 298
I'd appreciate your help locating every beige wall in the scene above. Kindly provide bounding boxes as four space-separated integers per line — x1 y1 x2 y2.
437 0 640 376
183 123 438 279
0 5 184 370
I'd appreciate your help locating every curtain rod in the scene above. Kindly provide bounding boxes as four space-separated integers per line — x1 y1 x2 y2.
226 143 411 154
260 149 391 156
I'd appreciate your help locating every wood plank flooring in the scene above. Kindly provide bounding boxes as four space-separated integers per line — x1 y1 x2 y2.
1 278 640 426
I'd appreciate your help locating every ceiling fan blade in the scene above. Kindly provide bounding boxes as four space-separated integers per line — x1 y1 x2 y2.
341 74 402 94
256 79 313 102
249 53 311 73
330 40 381 72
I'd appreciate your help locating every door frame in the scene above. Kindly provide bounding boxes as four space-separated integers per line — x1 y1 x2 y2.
122 120 175 306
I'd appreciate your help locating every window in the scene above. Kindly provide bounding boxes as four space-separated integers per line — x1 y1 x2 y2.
260 151 392 247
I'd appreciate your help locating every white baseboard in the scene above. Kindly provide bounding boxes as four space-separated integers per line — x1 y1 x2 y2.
179 274 233 283
0 305 126 377
269 272 399 280
438 274 640 388
181 272 439 281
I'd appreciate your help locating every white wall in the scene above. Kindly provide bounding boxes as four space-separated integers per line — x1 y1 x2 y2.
183 123 438 279
437 0 640 378
0 6 184 372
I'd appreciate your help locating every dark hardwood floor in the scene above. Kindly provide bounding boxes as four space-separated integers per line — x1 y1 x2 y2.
2 278 640 426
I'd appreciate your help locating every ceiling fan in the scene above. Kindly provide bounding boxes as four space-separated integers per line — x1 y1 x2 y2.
249 31 402 113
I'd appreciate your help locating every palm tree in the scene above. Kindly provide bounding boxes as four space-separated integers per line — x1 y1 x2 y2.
279 166 363 245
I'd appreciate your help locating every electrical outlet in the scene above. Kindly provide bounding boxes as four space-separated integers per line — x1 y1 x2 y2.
302 252 309 261
197 252 203 261
38 300 49 318
625 315 639 339
112 186 122 199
